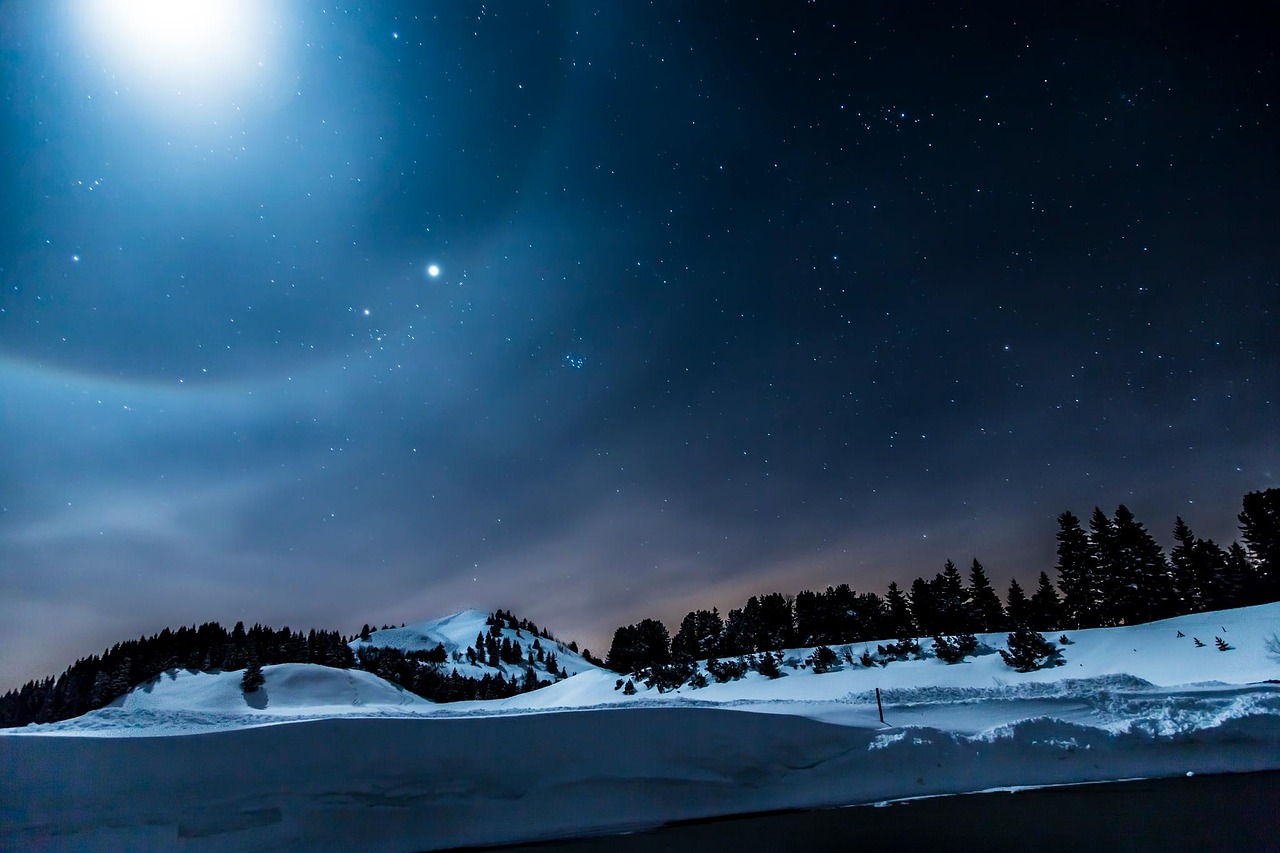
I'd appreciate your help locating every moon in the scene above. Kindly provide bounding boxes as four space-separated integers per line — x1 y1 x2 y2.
75 0 281 117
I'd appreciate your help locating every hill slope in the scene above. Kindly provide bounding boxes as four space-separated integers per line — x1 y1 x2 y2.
351 608 599 683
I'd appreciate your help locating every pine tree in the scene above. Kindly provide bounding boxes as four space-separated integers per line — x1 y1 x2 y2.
1192 538 1229 610
1089 507 1123 626
909 576 940 636
932 633 978 664
932 561 969 634
1222 542 1255 607
966 559 1006 632
241 660 265 693
671 609 723 661
884 582 914 638
1056 510 1100 629
1239 488 1280 601
1029 572 1062 630
1006 578 1030 626
1112 505 1176 622
1171 517 1206 613
999 626 1062 672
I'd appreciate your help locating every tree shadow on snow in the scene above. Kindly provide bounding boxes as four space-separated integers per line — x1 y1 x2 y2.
243 688 269 710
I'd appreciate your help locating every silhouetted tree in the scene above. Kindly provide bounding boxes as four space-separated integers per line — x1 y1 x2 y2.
1239 488 1280 601
1029 572 1062 630
966 559 1006 632
1006 578 1030 626
909 577 940 636
1056 510 1100 628
933 560 969 634
672 609 723 661
883 581 914 638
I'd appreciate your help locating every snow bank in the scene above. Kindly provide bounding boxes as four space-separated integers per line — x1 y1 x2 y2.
114 664 430 714
4 697 1279 852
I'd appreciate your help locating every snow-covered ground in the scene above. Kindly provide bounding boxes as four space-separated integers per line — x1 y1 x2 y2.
3 604 1279 851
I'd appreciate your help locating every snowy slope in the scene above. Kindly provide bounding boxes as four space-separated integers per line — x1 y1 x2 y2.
114 664 430 715
497 602 1280 712
350 608 600 682
3 603 1279 852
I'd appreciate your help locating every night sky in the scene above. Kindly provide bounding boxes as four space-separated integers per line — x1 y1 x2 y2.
2 1 1276 687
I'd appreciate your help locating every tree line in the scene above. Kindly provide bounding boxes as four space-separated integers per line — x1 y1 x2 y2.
0 609 576 728
0 621 354 728
606 488 1280 673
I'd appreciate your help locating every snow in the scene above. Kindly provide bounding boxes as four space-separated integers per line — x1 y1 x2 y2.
3 603 1279 851
349 607 600 682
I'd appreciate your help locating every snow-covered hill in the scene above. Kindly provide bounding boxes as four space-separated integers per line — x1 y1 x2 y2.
3 604 1279 851
350 608 599 682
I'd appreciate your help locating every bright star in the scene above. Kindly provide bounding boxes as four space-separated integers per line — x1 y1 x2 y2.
427 264 440 278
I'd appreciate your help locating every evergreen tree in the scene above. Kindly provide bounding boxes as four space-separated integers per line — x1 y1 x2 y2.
718 607 756 656
1006 578 1030 626
605 619 670 673
999 626 1062 672
1192 538 1229 611
909 577 939 636
1029 572 1062 630
754 593 796 651
241 660 265 693
966 559 1006 632
884 581 914 638
672 609 723 661
1170 516 1206 613
932 560 969 634
1222 542 1256 607
1056 510 1100 629
932 633 978 664
1089 507 1123 626
1112 505 1176 622
1239 488 1280 601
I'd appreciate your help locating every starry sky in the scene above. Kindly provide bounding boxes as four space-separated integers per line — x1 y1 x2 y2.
1 1 1276 687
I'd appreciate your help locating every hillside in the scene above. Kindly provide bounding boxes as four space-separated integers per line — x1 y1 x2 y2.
351 608 600 683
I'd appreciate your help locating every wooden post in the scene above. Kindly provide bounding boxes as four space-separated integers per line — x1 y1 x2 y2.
875 687 884 724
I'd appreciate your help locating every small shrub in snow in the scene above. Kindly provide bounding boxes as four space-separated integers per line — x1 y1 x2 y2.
1215 637 1233 651
643 659 695 692
753 652 783 679
807 646 841 673
877 638 921 663
999 627 1063 672
687 670 708 689
1266 634 1280 663
706 657 748 683
1058 634 1072 646
932 634 978 664
859 649 877 668
622 679 636 695
1193 637 1206 648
